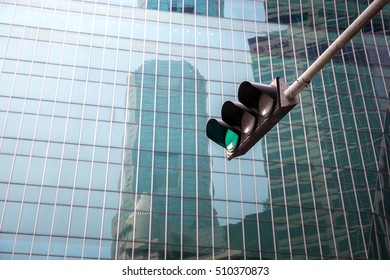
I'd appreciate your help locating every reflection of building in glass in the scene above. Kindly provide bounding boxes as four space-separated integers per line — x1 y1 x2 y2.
369 105 390 258
247 3 390 259
112 60 227 259
0 0 388 260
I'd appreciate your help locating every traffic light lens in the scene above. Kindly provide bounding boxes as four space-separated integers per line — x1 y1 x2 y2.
241 111 256 134
258 93 275 118
225 129 239 152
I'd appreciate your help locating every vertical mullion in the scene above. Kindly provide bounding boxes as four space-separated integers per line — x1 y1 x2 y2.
115 1 136 260
216 2 230 258
194 17 200 261
40 1 70 259
57 0 84 259
62 0 93 259
341 0 378 258
205 6 217 259
28 0 56 259
251 0 265 260
296 0 323 259
332 0 369 259
131 10 148 260
223 1 231 259
180 17 185 259
308 0 340 259
10 0 33 260
113 0 126 254
286 0 309 260
163 17 172 260
237 0 247 260
275 0 293 260
81 1 113 260
318 0 351 259
147 8 160 260
263 0 278 259
295 0 309 260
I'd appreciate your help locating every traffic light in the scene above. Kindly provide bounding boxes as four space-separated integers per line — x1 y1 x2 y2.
206 77 298 160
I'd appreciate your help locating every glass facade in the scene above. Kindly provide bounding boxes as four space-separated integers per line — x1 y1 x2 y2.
0 0 389 259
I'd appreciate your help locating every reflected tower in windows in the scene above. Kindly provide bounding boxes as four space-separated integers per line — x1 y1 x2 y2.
112 60 226 259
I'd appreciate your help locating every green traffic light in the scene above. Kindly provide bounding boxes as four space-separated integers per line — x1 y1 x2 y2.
225 129 239 152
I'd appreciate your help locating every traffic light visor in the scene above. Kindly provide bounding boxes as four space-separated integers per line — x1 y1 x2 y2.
222 101 257 135
238 81 277 118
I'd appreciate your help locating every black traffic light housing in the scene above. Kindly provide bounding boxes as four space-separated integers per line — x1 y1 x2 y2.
206 77 298 160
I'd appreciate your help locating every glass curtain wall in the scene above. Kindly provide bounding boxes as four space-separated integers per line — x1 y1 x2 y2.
0 0 389 259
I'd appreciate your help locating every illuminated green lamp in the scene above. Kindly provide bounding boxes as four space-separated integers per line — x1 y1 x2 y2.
206 119 240 153
225 129 239 152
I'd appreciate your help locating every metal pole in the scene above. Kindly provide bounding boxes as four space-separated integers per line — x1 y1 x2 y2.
284 0 389 99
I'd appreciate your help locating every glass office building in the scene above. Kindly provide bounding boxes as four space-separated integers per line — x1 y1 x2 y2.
0 0 389 259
